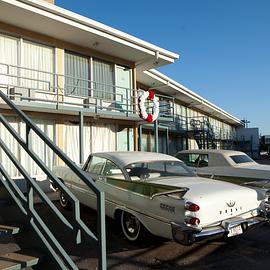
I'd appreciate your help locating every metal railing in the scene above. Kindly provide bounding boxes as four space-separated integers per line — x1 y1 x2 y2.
174 115 236 141
0 62 174 119
0 91 106 270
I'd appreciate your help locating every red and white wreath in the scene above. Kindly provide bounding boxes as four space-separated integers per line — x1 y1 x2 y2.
138 89 159 122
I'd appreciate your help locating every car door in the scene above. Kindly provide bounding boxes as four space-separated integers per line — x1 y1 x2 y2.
76 155 107 209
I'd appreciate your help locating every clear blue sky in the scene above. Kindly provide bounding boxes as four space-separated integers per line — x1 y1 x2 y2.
56 0 270 135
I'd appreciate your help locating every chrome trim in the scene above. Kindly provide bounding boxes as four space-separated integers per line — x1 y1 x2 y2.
172 215 269 245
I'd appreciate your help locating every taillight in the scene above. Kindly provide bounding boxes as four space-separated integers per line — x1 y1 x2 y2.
185 216 200 226
185 201 200 212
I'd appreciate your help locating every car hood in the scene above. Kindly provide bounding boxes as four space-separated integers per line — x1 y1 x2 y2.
149 176 263 226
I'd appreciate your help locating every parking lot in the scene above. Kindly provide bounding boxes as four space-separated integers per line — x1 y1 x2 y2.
1 158 270 270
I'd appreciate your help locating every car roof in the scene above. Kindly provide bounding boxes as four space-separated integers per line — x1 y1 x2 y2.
93 151 179 168
178 149 246 156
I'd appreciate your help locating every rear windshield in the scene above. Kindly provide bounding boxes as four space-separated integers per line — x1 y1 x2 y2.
230 155 254 164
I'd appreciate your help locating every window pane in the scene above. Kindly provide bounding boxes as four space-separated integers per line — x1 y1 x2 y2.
65 52 89 96
93 59 114 100
86 156 106 174
230 155 254 164
21 40 54 91
0 34 18 86
103 160 124 179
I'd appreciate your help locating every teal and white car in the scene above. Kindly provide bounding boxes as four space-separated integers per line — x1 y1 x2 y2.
52 151 270 245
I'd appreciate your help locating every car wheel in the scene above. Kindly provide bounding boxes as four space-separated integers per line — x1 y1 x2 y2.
120 211 145 242
59 190 72 210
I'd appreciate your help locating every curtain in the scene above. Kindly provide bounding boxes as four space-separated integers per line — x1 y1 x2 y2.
0 117 55 178
65 52 89 96
63 122 91 164
21 40 54 91
63 122 117 164
93 59 114 100
0 117 20 177
0 34 18 87
91 124 116 153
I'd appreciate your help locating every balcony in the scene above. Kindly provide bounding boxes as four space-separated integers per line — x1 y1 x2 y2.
0 63 174 121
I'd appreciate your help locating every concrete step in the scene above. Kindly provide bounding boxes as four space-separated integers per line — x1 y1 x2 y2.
0 226 20 238
0 252 40 270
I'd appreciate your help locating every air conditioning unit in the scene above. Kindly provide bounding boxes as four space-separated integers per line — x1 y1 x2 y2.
9 87 35 102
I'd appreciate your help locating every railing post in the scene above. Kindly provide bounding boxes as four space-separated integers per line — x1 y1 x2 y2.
97 191 107 270
154 120 159 153
26 125 31 149
79 111 84 164
126 88 129 117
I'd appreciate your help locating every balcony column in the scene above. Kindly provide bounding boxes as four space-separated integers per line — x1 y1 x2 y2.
79 111 84 164
154 120 159 152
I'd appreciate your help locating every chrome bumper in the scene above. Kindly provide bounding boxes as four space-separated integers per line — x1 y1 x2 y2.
172 214 270 246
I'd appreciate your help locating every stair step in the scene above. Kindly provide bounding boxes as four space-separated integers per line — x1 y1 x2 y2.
0 253 39 270
0 226 20 238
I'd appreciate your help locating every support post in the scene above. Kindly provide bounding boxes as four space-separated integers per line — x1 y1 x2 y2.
138 124 142 151
154 120 159 153
79 111 84 164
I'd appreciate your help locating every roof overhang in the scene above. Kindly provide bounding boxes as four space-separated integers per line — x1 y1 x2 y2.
0 0 179 69
138 69 243 126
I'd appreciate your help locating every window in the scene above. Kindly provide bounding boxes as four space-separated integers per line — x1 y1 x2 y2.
103 160 125 179
93 59 114 100
176 153 208 167
230 155 254 164
0 33 55 92
86 156 107 174
125 160 194 181
65 51 89 96
21 40 54 91
0 34 18 86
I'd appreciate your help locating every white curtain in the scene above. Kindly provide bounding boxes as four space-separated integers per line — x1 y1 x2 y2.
0 117 20 177
0 117 55 178
21 40 54 91
22 120 55 176
91 124 116 153
0 34 18 87
65 52 89 96
63 122 117 164
93 59 114 100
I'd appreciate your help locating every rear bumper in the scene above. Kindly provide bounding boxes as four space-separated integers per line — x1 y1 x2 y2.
172 214 270 246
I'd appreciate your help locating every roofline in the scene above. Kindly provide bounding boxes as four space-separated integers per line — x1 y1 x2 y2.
145 69 243 126
14 0 179 62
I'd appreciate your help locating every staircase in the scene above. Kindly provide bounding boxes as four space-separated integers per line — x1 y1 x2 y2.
0 225 39 269
0 91 107 269
189 118 217 149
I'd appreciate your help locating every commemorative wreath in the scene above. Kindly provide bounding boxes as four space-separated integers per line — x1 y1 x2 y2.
138 89 159 122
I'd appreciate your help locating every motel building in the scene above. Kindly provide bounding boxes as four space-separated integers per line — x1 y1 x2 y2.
0 0 261 269
0 0 252 191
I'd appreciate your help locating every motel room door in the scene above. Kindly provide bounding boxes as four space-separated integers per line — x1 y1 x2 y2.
115 66 132 112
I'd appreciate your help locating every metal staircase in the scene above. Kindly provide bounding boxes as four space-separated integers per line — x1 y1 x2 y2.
189 118 217 149
0 91 106 269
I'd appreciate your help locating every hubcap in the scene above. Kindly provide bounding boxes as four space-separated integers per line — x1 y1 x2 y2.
122 212 140 240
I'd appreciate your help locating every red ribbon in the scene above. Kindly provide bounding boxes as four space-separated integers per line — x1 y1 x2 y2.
146 114 153 122
148 90 155 100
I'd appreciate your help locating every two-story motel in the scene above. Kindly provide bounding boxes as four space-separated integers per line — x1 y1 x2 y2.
0 0 249 190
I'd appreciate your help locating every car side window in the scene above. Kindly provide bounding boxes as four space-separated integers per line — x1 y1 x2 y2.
198 154 209 167
102 160 125 180
85 156 107 175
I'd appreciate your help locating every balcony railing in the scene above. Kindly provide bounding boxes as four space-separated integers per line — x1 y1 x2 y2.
0 62 174 120
173 114 237 141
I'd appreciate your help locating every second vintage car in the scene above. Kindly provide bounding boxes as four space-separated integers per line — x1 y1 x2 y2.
52 151 270 245
176 149 270 188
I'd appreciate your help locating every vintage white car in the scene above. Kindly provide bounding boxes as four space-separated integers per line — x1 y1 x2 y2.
175 149 270 187
52 151 270 246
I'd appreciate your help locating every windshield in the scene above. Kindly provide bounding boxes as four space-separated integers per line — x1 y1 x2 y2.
230 154 255 164
125 160 195 181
